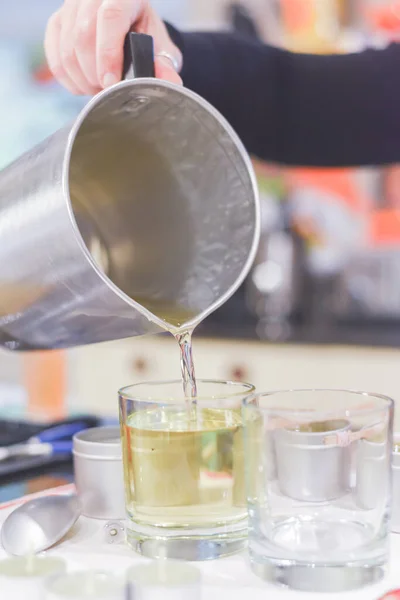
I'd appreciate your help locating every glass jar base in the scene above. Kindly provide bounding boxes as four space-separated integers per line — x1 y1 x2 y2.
249 555 386 593
126 528 247 561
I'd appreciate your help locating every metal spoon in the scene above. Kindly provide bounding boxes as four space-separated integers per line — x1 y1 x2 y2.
1 495 80 556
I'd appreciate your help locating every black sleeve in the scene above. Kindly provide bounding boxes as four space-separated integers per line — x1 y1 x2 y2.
166 24 400 168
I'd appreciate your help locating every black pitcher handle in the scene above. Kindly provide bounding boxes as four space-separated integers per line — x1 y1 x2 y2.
122 32 155 80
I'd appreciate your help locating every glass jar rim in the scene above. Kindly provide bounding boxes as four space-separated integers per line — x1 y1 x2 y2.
244 388 394 419
119 378 255 402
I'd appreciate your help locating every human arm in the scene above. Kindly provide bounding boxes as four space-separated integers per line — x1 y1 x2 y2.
44 0 400 167
168 25 400 167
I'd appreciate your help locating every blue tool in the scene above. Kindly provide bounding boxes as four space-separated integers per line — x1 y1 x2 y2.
0 420 89 461
29 421 91 444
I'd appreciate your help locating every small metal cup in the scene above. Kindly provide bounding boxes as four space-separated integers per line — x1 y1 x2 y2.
355 437 386 510
392 435 400 533
274 419 351 502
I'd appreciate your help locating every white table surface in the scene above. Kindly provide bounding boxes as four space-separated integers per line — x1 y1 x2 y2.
0 485 398 600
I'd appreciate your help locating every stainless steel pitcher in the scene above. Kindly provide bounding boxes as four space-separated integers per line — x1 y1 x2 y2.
0 34 259 350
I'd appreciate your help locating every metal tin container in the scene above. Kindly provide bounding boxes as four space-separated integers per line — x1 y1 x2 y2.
392 435 400 533
274 419 351 502
73 426 125 520
355 438 386 510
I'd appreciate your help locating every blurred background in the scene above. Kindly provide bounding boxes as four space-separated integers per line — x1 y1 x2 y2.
1 0 400 427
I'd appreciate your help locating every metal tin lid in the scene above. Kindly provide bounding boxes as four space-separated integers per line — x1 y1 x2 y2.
73 426 122 459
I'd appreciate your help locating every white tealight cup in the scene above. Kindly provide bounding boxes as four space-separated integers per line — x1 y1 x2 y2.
0 555 66 600
44 570 126 599
127 560 202 600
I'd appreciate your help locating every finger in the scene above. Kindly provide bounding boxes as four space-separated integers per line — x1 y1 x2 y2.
44 10 82 94
96 0 142 88
75 0 103 88
60 0 98 94
148 13 183 83
155 56 182 86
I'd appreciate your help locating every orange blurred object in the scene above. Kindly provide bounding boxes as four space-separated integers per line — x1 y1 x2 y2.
32 64 54 84
23 351 66 421
287 168 372 213
368 209 400 245
366 1 400 32
27 475 70 495
281 0 314 31
385 166 400 208
280 0 339 53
